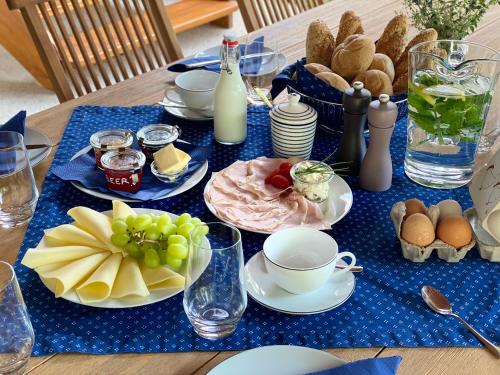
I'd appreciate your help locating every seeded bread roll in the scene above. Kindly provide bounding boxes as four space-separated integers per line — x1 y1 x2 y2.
395 28 438 80
336 11 362 46
331 34 375 81
354 69 393 96
306 20 336 66
369 53 395 82
316 72 351 92
376 15 409 63
304 63 332 75
393 72 408 94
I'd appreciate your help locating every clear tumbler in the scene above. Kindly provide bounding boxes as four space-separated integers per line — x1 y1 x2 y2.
0 131 38 227
183 222 247 340
0 261 34 374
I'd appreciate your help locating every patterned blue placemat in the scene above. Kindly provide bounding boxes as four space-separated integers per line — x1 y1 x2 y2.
14 105 499 355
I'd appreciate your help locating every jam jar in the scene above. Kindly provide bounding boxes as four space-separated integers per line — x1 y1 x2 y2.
100 149 146 193
136 124 181 162
90 130 134 170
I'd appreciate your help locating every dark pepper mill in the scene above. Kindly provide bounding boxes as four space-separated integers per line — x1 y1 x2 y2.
335 81 372 175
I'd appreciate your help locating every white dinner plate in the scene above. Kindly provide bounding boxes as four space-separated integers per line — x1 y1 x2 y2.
196 45 287 76
208 345 346 375
203 167 353 234
161 92 213 122
25 127 52 168
69 145 208 202
35 208 211 308
245 252 355 315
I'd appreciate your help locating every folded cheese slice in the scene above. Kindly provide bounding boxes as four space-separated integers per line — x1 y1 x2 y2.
35 261 71 292
38 252 110 297
112 200 136 220
76 253 123 303
22 246 103 268
67 206 121 253
44 224 108 250
110 256 149 298
139 262 185 291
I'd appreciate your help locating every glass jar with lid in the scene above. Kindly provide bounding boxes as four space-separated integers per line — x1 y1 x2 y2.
89 129 134 170
136 124 181 162
100 149 146 193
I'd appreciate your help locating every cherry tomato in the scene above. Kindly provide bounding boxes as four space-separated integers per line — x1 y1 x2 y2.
279 162 293 173
264 169 280 184
281 169 293 185
270 174 290 190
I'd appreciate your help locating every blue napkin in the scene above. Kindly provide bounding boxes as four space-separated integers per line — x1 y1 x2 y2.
306 356 402 375
168 36 265 73
0 111 26 135
51 142 211 201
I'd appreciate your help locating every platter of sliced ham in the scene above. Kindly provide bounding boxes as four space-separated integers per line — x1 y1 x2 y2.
203 157 353 234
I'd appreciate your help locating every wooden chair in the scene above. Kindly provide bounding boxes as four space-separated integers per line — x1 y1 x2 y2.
237 0 326 33
6 0 184 102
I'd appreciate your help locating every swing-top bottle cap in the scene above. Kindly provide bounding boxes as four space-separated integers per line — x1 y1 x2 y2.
223 32 239 47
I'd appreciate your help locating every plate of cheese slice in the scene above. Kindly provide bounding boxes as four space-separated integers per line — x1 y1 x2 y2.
21 201 210 308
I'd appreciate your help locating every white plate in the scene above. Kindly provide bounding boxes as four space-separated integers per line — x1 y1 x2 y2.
208 345 346 375
245 252 355 315
196 46 287 76
25 127 52 168
36 208 211 308
161 93 214 121
203 167 353 234
69 145 208 202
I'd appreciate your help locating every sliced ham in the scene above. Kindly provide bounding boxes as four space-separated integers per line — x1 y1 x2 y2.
206 157 332 233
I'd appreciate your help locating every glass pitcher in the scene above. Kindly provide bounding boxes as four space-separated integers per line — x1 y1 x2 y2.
405 40 500 188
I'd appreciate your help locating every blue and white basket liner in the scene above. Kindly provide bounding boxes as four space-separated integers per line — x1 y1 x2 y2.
271 58 408 133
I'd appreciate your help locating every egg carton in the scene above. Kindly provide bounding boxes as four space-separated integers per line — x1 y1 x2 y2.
390 199 476 262
464 208 500 262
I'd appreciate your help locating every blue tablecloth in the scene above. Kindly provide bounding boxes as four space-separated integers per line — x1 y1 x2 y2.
14 105 499 355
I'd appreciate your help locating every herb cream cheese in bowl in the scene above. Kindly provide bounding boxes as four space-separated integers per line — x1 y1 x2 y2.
291 161 334 203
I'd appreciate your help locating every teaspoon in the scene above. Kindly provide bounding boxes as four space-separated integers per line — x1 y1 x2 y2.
421 285 500 358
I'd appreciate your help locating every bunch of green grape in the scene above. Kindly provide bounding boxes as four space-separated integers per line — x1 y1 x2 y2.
110 212 208 269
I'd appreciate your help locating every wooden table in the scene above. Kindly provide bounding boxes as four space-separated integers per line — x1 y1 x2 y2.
2 1 499 374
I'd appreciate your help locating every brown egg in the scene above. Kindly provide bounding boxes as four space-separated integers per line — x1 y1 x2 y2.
404 198 426 219
437 215 472 249
401 213 435 247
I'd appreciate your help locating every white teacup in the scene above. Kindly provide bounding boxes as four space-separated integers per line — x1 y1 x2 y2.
166 70 220 110
263 228 356 295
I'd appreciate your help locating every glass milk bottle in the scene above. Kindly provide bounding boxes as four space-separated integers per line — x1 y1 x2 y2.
214 33 247 144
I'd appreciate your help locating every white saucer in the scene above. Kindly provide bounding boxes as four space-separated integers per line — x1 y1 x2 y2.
69 145 208 202
208 345 345 375
245 251 355 315
25 127 52 167
161 91 213 121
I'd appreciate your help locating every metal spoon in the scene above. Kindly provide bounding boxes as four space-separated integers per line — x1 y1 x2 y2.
421 285 500 358
335 263 363 273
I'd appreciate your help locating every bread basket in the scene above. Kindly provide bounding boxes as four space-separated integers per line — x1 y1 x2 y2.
272 59 408 134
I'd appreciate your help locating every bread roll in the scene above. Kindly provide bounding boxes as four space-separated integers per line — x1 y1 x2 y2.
331 34 375 81
354 69 393 96
316 72 350 92
369 53 395 82
395 28 438 80
376 15 409 63
304 63 332 75
336 11 362 46
306 20 336 66
393 72 408 95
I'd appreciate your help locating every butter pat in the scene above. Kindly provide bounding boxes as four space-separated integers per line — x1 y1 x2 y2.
154 144 191 174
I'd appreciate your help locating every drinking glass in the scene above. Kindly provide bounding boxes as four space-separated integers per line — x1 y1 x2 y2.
0 261 35 374
183 222 247 340
0 131 38 228
242 36 280 105
404 40 500 189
